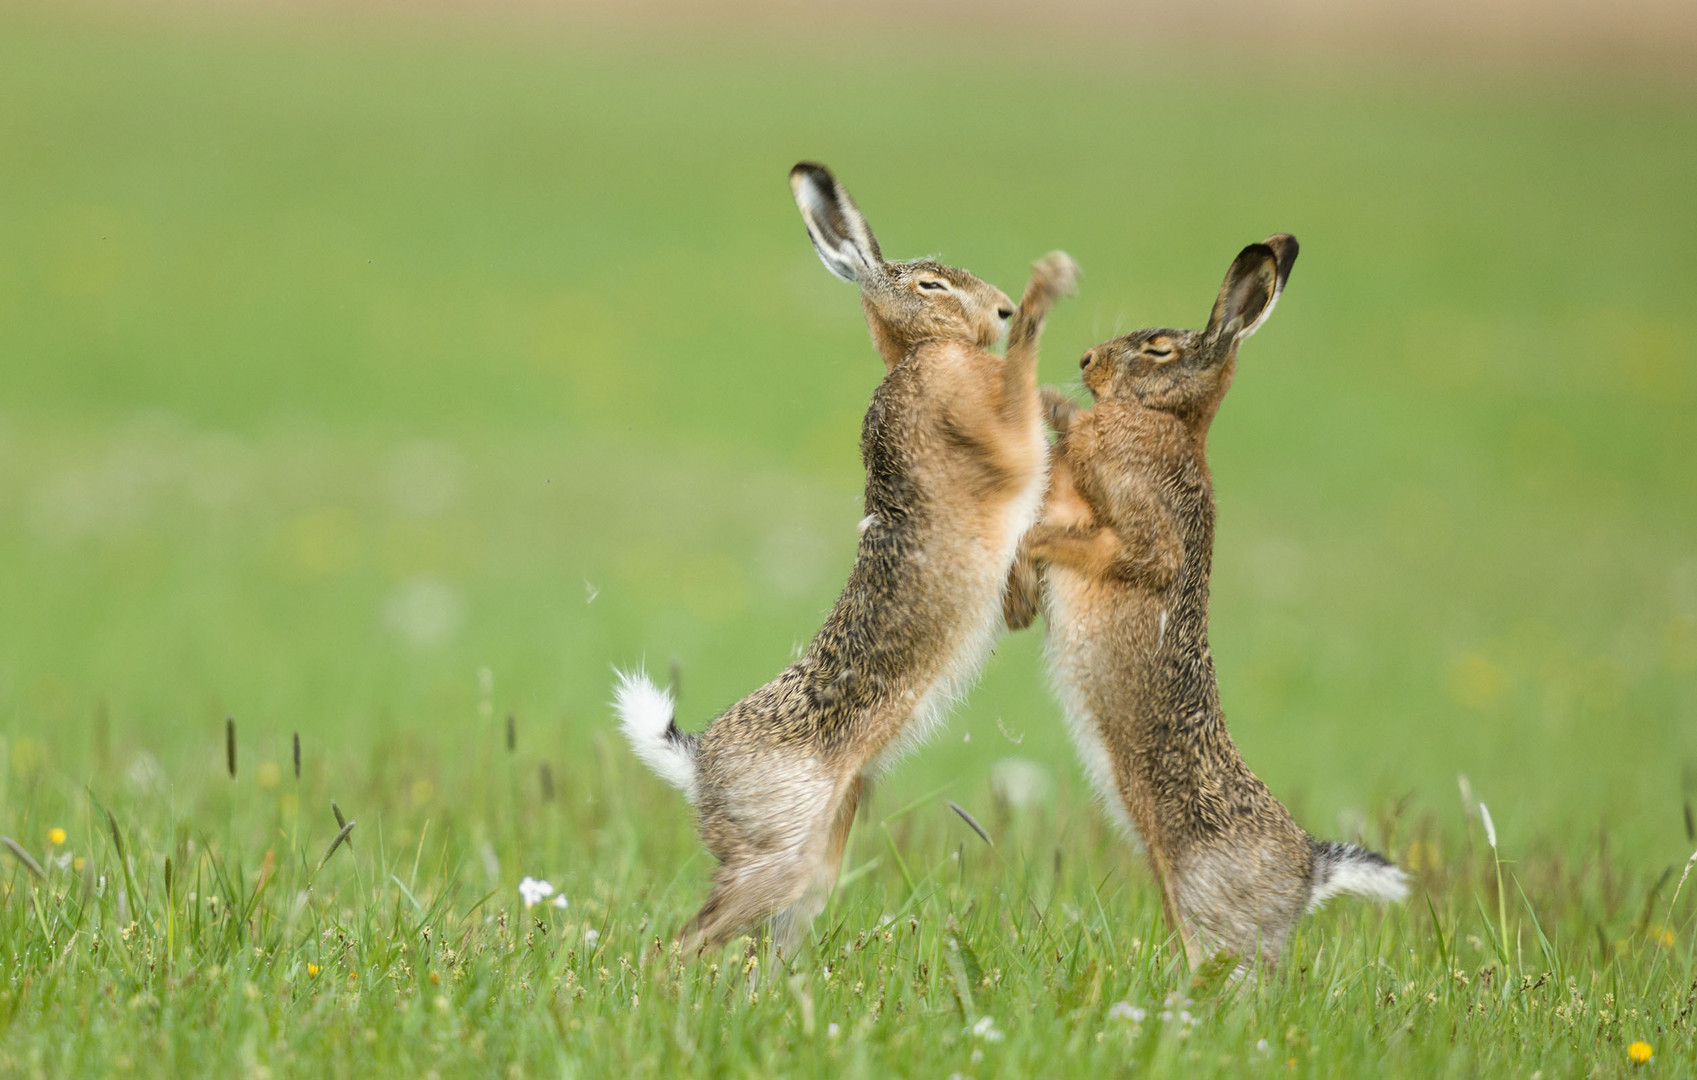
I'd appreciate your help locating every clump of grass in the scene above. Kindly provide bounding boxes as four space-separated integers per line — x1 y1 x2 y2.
0 709 1688 1079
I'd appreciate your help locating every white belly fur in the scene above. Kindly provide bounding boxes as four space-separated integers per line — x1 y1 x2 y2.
1042 568 1141 841
874 424 1050 773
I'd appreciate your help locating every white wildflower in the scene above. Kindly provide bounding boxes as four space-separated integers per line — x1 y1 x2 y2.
518 877 555 908
989 757 1053 808
969 1016 1005 1042
1107 1002 1146 1022
826 1022 841 1038
551 894 569 909
583 928 600 946
1257 1039 1270 1053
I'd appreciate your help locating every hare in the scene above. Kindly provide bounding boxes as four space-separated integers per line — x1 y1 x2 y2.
1007 235 1406 967
616 162 1078 954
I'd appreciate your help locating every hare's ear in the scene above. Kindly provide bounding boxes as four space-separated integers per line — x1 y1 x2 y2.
1205 233 1298 344
790 162 886 285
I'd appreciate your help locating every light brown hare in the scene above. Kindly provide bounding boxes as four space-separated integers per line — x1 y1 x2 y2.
1006 235 1406 968
617 162 1078 955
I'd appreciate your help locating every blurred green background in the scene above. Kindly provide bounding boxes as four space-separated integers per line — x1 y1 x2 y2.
1 4 1693 860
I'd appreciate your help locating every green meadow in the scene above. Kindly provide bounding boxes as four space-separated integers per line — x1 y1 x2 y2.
1 8 1694 1076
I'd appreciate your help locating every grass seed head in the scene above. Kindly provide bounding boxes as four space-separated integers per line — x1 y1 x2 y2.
315 818 358 876
1 836 45 879
948 800 993 847
330 801 355 851
1479 803 1498 850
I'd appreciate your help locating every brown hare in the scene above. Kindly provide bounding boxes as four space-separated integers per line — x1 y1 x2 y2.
1007 235 1406 968
617 162 1078 955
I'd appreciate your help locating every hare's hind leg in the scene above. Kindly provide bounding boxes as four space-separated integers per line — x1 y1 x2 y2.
768 774 864 954
677 854 814 956
1146 843 1207 970
678 770 861 956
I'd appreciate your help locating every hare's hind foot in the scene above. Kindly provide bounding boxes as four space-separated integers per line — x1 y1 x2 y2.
678 774 865 957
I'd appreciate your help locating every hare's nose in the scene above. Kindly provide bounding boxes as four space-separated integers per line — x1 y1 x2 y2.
996 305 1014 320
1080 349 1096 370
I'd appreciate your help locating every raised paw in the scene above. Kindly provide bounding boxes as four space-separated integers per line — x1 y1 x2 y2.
1028 251 1080 304
1003 551 1042 631
1033 251 1080 297
1040 385 1081 433
1007 251 1079 365
1023 523 1071 562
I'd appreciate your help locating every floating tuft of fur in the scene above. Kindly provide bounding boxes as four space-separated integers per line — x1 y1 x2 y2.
1308 840 1410 910
612 668 698 802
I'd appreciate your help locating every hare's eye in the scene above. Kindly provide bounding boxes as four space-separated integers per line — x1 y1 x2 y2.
1146 346 1174 360
917 279 948 292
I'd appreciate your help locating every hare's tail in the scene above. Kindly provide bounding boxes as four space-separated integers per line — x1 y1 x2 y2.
613 668 699 802
1307 839 1409 910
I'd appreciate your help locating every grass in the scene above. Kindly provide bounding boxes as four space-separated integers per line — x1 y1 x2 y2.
1 6 1695 1076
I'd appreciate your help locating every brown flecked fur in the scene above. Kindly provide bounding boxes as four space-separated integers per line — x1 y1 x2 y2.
632 163 1078 956
1009 235 1406 968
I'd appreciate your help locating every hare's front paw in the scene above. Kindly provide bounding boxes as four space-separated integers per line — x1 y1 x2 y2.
1040 385 1080 432
1030 251 1079 301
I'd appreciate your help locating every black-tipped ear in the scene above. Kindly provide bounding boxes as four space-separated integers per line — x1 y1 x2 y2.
1205 233 1298 344
790 162 885 285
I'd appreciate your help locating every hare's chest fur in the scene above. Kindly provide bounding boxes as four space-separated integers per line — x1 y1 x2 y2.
876 377 1049 768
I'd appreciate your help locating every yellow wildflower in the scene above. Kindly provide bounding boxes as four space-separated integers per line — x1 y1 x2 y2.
1628 1041 1654 1065
47 827 66 846
307 964 321 977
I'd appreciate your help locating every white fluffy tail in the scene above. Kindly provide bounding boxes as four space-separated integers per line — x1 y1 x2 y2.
1308 840 1410 911
613 668 699 802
